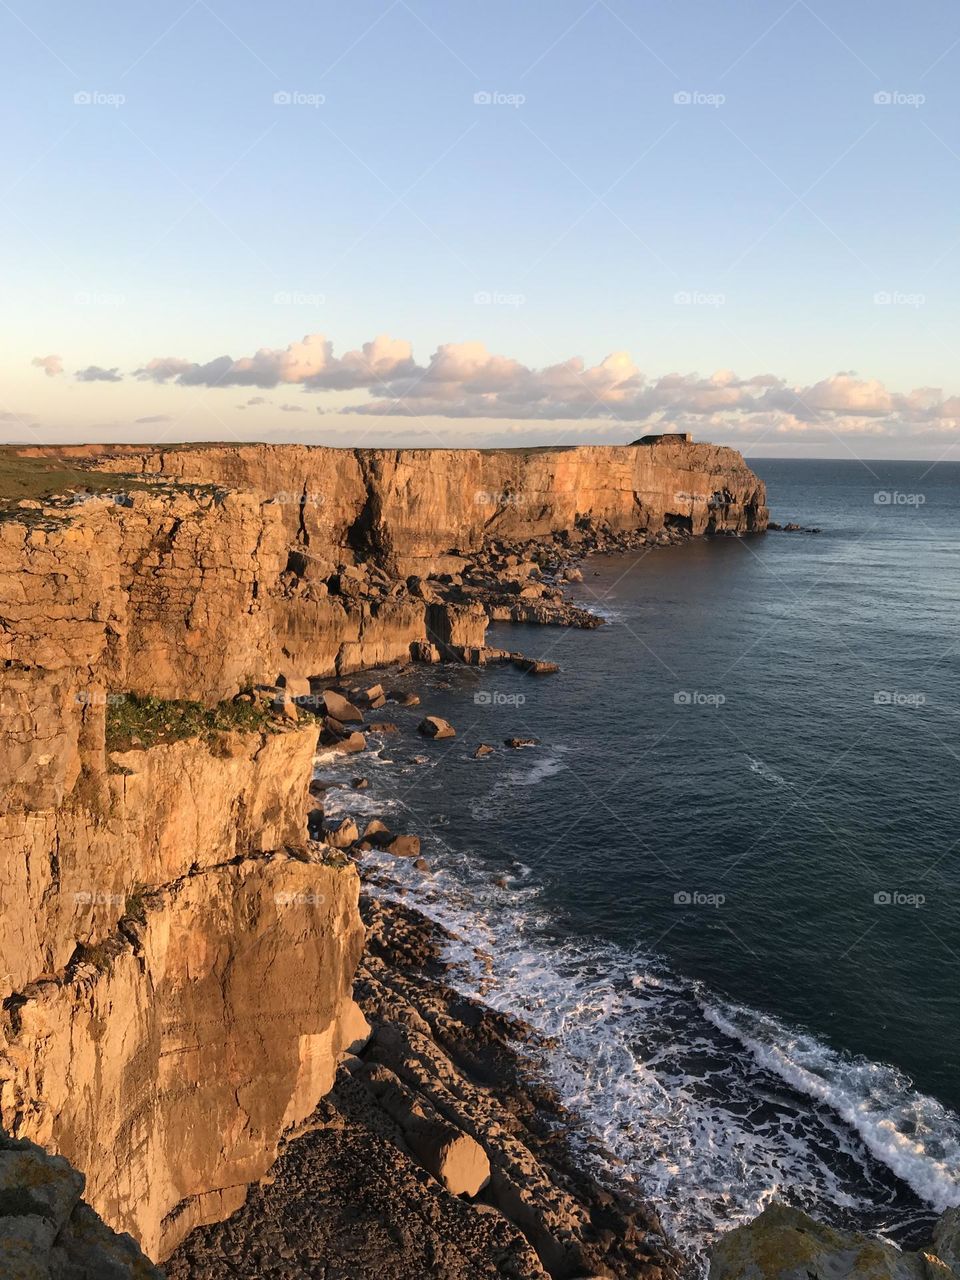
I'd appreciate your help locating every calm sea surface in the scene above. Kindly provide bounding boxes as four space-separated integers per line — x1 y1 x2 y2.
320 458 960 1264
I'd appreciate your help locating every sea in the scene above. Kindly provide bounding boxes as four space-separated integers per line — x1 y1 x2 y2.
318 458 960 1269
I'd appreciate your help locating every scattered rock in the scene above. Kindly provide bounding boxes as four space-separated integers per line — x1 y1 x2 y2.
368 721 400 734
473 744 495 758
278 672 312 699
318 689 365 723
323 817 359 849
418 716 456 740
362 820 392 845
384 834 421 859
413 857 430 872
504 737 538 749
352 777 369 790
512 657 560 675
390 690 421 707
336 731 367 755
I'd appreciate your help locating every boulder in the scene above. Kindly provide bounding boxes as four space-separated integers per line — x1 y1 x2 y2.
335 731 366 755
277 672 312 700
512 657 560 675
473 744 495 758
368 721 400 734
390 690 421 707
351 777 369 790
318 689 364 723
323 817 359 849
504 737 538 749
412 642 441 664
709 1203 958 1280
384 834 421 859
362 819 392 845
418 716 456 740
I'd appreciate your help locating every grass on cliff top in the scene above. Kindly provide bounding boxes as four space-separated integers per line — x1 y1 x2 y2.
105 693 280 753
0 448 145 509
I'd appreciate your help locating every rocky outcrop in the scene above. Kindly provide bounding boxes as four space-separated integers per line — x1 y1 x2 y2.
709 1203 959 1279
0 1134 162 1279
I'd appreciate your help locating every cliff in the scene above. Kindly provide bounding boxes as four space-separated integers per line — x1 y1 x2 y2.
0 440 766 1267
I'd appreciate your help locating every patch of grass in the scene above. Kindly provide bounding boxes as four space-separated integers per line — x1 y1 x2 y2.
0 448 146 509
105 693 279 753
124 887 148 924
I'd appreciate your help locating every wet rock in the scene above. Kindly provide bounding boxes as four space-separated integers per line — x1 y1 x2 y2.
512 657 560 675
390 690 421 707
504 737 538 749
418 716 456 740
709 1203 955 1279
351 777 369 790
362 820 392 845
384 834 421 859
323 817 359 849
368 721 400 734
473 744 495 758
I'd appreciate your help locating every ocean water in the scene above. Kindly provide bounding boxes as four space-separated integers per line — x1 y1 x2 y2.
318 458 960 1266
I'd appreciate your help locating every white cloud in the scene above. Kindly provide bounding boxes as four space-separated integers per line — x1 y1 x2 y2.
32 354 63 378
90 331 960 445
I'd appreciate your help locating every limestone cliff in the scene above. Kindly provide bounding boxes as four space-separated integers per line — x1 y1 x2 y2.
0 440 766 1266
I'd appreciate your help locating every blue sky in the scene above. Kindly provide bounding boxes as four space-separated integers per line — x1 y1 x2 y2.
3 0 960 456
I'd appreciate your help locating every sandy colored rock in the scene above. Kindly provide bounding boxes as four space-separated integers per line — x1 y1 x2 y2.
418 716 456 740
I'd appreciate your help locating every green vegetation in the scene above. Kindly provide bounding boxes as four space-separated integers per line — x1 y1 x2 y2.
105 693 279 752
0 447 144 508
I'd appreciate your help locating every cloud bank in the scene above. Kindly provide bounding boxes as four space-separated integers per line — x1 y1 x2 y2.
35 333 960 444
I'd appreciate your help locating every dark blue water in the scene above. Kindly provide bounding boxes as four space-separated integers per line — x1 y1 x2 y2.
319 459 960 1263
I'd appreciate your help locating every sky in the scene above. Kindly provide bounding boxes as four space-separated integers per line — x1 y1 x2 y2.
3 0 960 459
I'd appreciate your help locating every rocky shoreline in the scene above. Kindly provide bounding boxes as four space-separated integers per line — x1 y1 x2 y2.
166 891 684 1280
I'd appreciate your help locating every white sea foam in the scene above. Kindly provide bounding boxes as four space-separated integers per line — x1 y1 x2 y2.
315 749 957 1263
746 755 791 786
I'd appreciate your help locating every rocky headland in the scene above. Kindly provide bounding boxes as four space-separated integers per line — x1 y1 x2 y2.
3 438 942 1278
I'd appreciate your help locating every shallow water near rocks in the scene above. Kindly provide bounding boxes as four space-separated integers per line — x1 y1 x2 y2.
318 458 960 1265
